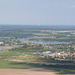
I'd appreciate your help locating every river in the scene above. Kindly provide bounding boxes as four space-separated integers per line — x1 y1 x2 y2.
17 37 72 44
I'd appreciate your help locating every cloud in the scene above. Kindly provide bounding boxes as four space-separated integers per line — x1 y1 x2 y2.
71 5 75 8
37 5 48 9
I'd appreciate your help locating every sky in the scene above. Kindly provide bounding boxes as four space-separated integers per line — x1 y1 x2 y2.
0 0 75 25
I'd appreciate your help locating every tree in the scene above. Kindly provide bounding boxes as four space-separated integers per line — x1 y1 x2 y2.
22 43 27 48
38 44 42 47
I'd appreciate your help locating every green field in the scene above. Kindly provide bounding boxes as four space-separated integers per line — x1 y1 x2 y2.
0 48 75 74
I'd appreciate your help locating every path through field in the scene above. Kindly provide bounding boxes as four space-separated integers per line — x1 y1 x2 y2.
0 69 58 75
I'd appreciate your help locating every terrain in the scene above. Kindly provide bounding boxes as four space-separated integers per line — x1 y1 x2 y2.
0 69 58 75
0 25 75 74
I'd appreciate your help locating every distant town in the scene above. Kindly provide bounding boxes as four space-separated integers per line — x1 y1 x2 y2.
0 25 75 74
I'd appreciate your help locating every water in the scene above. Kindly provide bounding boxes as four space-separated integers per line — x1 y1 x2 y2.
28 37 56 39
0 48 6 50
17 37 72 44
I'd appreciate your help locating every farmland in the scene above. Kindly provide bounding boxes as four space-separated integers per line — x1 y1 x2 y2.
0 25 75 74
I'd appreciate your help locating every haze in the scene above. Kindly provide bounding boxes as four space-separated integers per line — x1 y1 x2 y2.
0 0 75 25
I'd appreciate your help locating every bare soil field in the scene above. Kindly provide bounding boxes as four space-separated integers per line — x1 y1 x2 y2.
0 46 20 49
56 30 72 33
0 69 58 75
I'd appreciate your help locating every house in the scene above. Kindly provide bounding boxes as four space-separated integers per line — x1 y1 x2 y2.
0 42 4 44
34 52 41 55
42 51 54 54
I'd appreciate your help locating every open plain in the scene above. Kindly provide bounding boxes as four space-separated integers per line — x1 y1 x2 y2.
0 69 58 75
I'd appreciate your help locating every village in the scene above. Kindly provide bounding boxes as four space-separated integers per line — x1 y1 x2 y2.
4 41 74 63
0 37 75 61
27 42 75 61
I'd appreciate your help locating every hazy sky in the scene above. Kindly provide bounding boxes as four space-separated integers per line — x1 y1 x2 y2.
0 0 75 25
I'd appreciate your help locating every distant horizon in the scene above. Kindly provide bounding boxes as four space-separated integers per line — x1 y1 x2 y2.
0 24 75 26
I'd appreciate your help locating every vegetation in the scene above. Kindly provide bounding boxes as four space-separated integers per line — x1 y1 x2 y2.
0 25 75 74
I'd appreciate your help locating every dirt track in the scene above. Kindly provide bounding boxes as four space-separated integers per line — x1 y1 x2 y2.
0 69 58 75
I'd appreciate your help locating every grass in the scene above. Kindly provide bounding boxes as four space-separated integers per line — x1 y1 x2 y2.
0 49 75 74
0 59 35 69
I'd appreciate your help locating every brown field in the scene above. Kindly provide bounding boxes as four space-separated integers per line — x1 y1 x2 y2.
56 30 72 33
0 46 14 49
0 46 20 49
0 69 58 75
